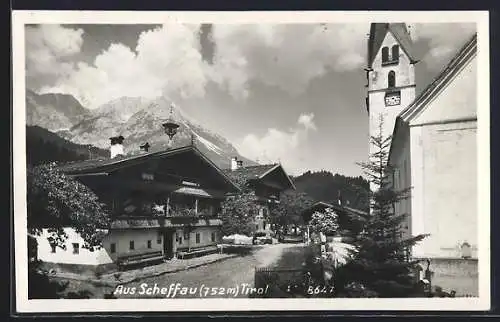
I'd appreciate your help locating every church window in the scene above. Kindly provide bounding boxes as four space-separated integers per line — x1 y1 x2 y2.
392 45 400 63
381 47 389 63
388 71 396 88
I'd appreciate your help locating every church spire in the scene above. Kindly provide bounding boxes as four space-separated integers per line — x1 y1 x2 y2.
367 23 417 68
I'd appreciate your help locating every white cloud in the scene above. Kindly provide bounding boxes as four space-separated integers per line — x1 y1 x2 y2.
25 24 84 90
237 113 317 173
410 23 476 70
210 24 368 99
31 24 210 109
298 113 317 131
26 23 478 109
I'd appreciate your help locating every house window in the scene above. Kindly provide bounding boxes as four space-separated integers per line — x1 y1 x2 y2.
196 233 201 244
157 236 162 244
147 240 152 249
179 236 183 245
211 232 216 242
110 243 116 254
50 243 56 253
388 71 396 88
129 241 135 250
382 46 389 63
72 243 79 254
392 45 400 63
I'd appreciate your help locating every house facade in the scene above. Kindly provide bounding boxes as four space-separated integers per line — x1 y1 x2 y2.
223 157 295 235
366 23 478 259
34 144 240 271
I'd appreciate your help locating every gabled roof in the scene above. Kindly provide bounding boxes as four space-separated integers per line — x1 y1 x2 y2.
223 163 296 190
302 201 368 222
367 23 418 68
58 145 241 193
389 33 477 164
398 33 477 123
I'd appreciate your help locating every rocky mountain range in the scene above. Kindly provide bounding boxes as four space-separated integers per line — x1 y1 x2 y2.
26 89 90 132
25 90 256 169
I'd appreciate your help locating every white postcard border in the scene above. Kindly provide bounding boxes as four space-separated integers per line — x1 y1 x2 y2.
12 10 491 313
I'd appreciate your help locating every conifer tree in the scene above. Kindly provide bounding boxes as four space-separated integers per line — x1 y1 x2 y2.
345 116 428 297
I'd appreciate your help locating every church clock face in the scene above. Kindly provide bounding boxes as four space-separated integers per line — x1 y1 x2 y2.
385 91 401 106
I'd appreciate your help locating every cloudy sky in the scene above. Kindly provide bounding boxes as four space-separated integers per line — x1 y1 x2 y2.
25 22 476 176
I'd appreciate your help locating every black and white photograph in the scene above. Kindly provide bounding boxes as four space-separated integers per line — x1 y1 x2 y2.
12 10 490 312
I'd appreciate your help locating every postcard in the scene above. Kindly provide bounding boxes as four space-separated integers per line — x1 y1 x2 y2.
12 10 490 313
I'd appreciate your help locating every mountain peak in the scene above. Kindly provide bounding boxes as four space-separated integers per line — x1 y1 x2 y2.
29 92 257 169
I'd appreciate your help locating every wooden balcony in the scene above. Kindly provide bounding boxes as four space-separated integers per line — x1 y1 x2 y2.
110 216 222 229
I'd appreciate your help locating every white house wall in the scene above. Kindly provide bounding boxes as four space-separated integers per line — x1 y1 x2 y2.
35 228 114 265
176 226 220 250
35 225 222 266
106 229 163 260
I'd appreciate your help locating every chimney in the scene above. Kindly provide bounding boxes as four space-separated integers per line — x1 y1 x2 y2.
237 160 243 169
140 142 150 153
230 157 238 171
110 136 125 159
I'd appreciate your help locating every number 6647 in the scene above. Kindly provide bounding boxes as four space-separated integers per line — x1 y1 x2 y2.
307 285 334 295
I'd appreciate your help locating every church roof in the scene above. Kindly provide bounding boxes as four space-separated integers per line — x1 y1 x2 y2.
389 33 477 164
398 33 477 123
367 23 418 68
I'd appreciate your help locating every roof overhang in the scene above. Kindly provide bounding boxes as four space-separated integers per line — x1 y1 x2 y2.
60 145 241 194
259 164 296 190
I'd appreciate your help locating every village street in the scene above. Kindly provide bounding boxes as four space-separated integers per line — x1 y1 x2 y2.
113 243 299 299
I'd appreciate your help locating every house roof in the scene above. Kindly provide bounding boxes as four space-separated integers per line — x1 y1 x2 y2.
223 163 296 190
57 145 241 193
388 33 477 163
367 23 418 68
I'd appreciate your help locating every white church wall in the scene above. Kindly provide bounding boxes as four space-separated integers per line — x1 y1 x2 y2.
412 121 478 259
390 124 412 241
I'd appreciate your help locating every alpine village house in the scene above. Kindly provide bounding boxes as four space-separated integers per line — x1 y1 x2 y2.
223 157 296 234
32 112 296 273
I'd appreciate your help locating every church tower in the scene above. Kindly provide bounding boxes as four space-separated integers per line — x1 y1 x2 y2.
365 23 418 155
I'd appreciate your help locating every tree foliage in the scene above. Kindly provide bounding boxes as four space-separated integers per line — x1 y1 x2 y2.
27 162 111 299
309 208 340 236
220 191 259 236
27 162 110 250
344 116 428 297
292 171 370 213
270 189 314 233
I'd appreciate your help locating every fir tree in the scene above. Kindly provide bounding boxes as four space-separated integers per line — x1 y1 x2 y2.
346 116 428 297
